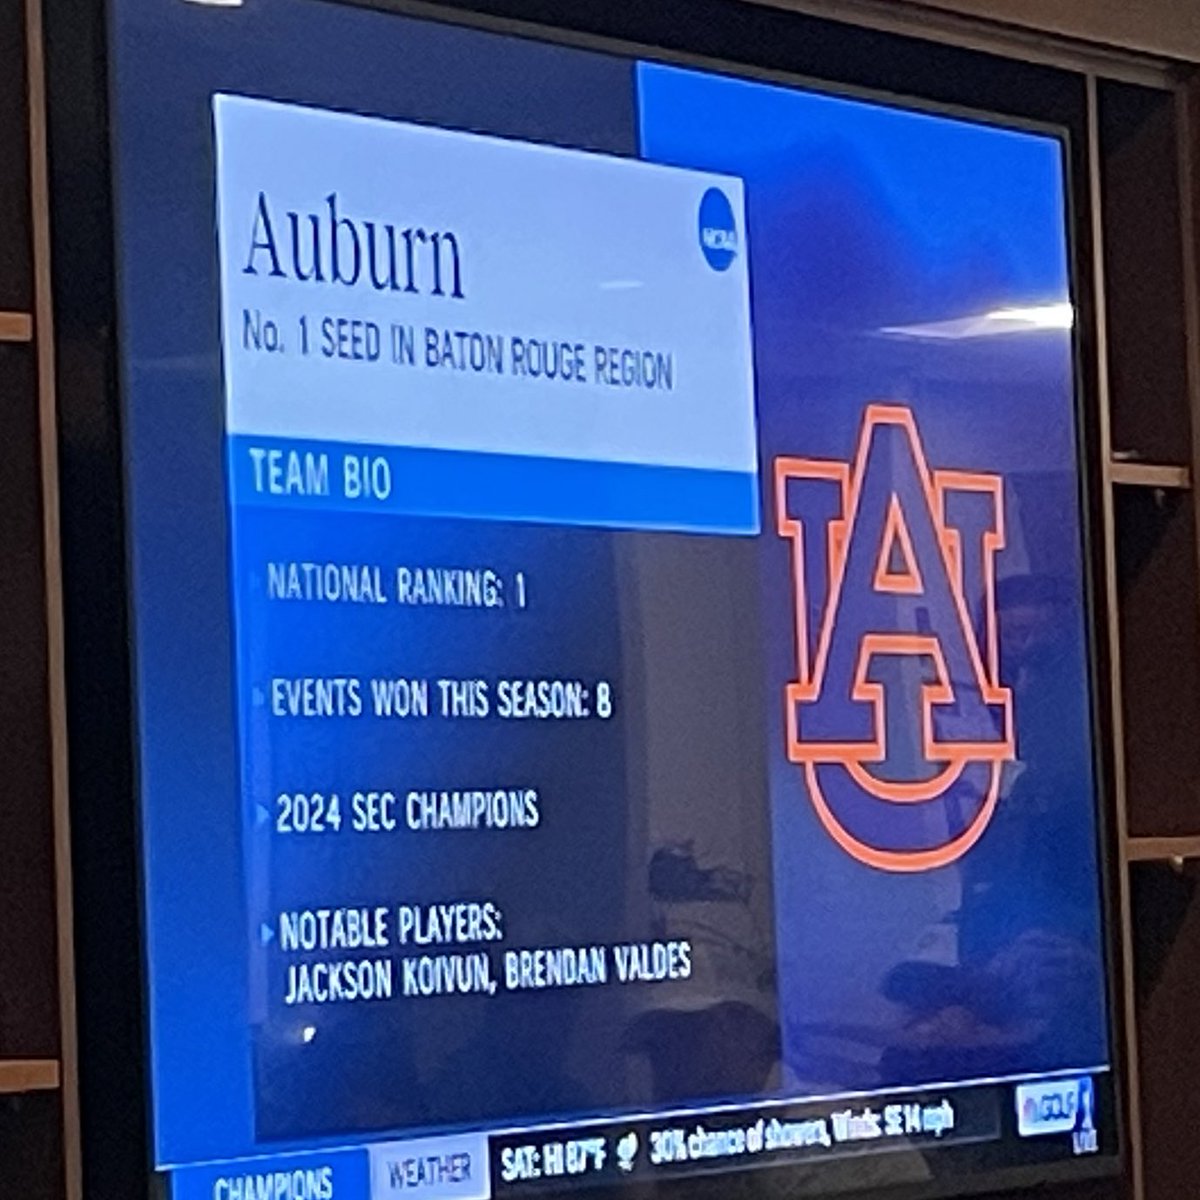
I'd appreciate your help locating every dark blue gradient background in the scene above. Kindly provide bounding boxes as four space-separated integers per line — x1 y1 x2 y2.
638 63 1108 1094
112 0 645 1167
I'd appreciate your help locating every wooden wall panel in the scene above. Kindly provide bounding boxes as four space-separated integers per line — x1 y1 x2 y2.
1129 862 1200 1199
1100 83 1192 466
0 2 72 1197
0 0 32 311
1114 486 1200 840
0 1091 63 1200
914 0 1200 63
0 341 58 1060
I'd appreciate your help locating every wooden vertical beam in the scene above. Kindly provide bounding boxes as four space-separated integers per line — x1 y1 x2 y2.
25 0 81 1196
1086 72 1145 1200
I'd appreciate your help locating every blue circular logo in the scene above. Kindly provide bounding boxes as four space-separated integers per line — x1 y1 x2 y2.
698 188 738 272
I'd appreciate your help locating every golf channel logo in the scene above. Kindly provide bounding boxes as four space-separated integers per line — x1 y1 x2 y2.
699 187 738 271
1015 1077 1098 1155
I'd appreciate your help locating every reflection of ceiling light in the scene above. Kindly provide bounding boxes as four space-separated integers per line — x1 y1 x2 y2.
984 302 1074 329
599 280 644 290
301 1026 317 1044
882 302 1075 341
182 0 244 7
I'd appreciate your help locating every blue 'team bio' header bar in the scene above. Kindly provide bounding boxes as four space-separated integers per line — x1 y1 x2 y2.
227 435 760 534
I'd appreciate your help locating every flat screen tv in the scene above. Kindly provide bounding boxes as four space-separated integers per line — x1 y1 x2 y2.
103 1 1121 1197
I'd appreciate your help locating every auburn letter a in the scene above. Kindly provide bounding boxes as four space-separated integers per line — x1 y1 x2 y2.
776 405 1013 805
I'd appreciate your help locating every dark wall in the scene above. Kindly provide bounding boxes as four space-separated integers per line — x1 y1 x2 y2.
0 0 60 1066
0 3 68 1199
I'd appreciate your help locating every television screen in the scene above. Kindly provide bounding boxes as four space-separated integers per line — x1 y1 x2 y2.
110 1 1119 1197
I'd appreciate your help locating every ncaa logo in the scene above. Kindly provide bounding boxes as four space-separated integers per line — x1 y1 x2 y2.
698 187 738 271
1021 1090 1076 1131
775 405 1015 872
1015 1077 1095 1139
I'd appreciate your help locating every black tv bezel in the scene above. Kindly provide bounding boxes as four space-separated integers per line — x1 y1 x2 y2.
43 1 1128 1197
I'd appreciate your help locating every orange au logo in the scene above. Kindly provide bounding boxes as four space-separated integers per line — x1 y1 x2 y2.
775 404 1015 872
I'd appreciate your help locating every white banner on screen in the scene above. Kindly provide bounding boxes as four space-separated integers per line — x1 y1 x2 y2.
213 94 759 532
